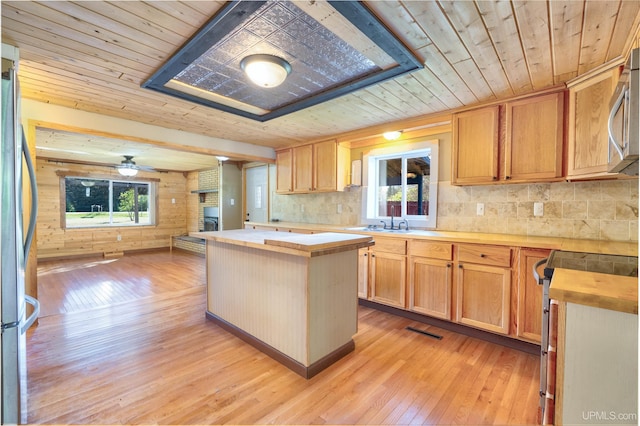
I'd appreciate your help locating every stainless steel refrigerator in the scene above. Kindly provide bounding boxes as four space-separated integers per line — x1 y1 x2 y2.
1 45 39 425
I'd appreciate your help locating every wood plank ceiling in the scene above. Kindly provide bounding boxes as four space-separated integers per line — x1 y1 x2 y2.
2 1 639 159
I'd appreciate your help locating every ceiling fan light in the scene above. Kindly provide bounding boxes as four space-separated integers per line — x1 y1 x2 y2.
240 54 291 88
216 156 229 162
118 166 138 177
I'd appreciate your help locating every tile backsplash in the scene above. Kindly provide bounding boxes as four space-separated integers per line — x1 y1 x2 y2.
271 179 638 242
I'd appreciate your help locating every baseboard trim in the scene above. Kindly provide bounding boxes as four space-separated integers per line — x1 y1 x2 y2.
205 311 355 379
358 299 540 355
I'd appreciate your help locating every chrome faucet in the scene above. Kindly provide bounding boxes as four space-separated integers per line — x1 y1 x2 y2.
390 205 395 230
397 219 409 231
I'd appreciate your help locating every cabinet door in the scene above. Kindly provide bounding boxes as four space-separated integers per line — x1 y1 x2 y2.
410 257 452 320
517 248 550 343
456 262 511 334
275 149 292 193
452 105 500 185
358 248 369 299
567 68 619 178
293 144 313 193
505 92 564 182
370 251 406 308
313 140 337 192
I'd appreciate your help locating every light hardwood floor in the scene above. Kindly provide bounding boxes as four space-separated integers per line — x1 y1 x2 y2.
29 249 540 425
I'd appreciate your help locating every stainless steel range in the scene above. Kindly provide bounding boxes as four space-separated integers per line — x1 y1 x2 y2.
533 250 638 424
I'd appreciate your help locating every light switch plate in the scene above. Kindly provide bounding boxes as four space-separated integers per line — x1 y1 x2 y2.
476 203 485 216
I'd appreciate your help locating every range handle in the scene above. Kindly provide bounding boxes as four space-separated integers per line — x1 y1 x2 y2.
533 258 548 285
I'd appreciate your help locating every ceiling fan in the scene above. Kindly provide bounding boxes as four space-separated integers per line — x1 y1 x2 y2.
116 155 155 176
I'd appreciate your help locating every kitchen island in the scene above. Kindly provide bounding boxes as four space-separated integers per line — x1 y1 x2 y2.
191 229 374 378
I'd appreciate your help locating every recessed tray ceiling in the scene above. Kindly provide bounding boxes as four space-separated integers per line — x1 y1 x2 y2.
142 0 423 122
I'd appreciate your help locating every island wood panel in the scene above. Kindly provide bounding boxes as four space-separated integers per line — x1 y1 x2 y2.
206 240 358 367
36 160 188 258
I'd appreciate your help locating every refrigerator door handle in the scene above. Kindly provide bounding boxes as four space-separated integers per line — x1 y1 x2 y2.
22 295 40 333
22 126 38 260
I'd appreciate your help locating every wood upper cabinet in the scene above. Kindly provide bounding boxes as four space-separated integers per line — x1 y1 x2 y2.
517 248 550 343
452 105 500 184
275 149 293 193
505 92 564 182
369 237 407 309
293 144 313 193
455 244 512 335
276 140 348 194
452 90 565 185
566 66 620 179
409 240 453 320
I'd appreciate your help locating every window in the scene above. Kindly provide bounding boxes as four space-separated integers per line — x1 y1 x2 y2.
362 140 438 229
64 177 156 228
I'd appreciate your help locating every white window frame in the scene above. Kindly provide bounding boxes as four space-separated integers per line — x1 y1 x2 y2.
63 177 157 229
361 140 438 229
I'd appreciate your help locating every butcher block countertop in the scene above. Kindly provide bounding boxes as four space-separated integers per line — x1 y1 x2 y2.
191 229 373 257
244 221 638 256
549 268 638 314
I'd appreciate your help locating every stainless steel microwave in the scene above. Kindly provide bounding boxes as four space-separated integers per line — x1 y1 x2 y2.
608 48 639 175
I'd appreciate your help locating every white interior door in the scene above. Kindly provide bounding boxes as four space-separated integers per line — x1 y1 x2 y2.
245 165 268 224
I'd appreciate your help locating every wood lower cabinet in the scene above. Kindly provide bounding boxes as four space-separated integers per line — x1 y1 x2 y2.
369 237 407 309
410 257 452 319
517 248 550 343
456 262 511 334
455 244 512 335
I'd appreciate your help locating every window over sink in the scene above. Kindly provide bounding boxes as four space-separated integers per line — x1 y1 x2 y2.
362 140 438 229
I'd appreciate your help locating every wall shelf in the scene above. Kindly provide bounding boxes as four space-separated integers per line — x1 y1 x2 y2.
191 189 218 202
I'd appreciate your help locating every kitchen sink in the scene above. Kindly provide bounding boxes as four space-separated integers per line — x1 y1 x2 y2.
343 226 411 233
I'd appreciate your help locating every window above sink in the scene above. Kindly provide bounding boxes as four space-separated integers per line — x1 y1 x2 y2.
361 140 439 229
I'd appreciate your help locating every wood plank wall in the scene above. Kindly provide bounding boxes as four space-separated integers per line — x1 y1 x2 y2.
37 160 188 258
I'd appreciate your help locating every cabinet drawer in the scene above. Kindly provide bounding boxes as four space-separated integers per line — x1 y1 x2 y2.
411 240 453 261
372 237 407 255
457 244 512 267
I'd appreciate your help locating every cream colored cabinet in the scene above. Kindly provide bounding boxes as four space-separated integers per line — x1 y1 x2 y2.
452 105 500 185
455 244 512 335
277 140 349 194
357 247 369 299
516 248 550 343
452 91 565 185
275 149 293 193
409 240 453 320
566 66 621 179
369 237 407 309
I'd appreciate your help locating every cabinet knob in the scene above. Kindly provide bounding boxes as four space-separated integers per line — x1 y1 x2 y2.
492 176 497 180
447 263 451 268
480 253 486 258
458 264 463 269
371 254 376 258
364 253 368 257
505 176 511 180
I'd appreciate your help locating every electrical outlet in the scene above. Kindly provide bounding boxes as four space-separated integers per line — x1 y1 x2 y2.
300 204 305 213
476 203 485 216
230 198 235 206
171 198 176 204
337 204 342 214
117 234 122 241
534 202 544 217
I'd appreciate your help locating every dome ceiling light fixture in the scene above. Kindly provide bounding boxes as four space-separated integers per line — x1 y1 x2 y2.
240 54 291 88
383 130 403 141
117 155 139 177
